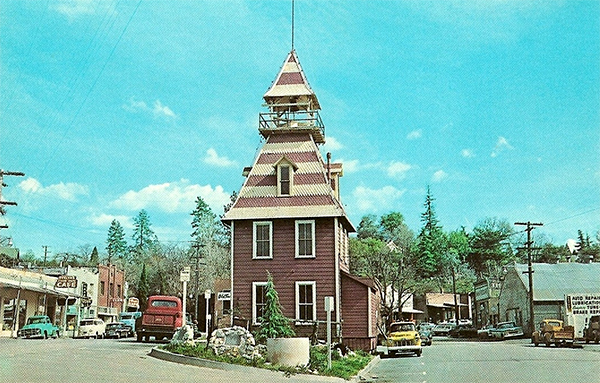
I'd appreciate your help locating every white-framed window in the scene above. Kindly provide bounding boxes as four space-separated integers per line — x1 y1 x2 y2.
252 282 268 325
295 281 316 323
253 221 272 259
295 220 315 258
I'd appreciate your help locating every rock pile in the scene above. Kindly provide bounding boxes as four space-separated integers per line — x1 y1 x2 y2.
208 326 261 360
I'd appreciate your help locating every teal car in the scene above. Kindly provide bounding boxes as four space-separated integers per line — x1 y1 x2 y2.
18 315 60 339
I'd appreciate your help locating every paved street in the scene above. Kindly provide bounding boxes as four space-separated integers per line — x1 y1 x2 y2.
363 337 600 383
0 337 342 383
2 336 600 383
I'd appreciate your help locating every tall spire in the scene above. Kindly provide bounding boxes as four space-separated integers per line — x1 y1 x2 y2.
291 0 295 50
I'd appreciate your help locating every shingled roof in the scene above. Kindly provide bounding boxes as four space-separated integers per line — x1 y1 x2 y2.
263 50 321 110
222 131 353 230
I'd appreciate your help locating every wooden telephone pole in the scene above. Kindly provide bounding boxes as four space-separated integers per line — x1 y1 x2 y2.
514 221 543 335
0 169 25 229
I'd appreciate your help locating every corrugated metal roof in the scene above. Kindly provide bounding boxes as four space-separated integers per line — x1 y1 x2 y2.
514 263 600 301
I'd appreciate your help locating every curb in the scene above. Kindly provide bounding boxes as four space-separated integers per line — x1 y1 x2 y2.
149 347 252 372
351 355 380 382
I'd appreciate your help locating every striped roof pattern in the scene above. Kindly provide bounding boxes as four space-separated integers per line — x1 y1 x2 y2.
263 50 320 109
222 132 352 227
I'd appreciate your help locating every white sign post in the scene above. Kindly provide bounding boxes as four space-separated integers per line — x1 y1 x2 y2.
180 267 191 326
324 296 334 370
205 289 212 337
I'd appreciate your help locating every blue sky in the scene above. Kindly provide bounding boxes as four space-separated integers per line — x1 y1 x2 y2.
1 0 599 257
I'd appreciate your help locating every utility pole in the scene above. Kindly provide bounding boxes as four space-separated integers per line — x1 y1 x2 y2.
514 221 543 336
42 245 50 267
0 169 25 229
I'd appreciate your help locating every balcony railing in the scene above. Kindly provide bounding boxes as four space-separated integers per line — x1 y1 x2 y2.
259 110 325 143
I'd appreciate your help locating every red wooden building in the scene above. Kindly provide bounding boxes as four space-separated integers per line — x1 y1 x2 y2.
222 50 379 351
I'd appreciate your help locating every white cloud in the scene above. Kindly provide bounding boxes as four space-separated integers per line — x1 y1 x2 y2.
335 158 359 173
153 100 176 119
53 0 98 19
18 178 88 201
461 149 475 158
204 148 237 167
491 136 514 157
323 136 344 151
432 170 448 183
352 185 406 212
387 161 412 179
123 97 177 120
109 179 230 214
407 130 422 140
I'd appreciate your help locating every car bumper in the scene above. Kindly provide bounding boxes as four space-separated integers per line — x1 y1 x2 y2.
376 345 422 354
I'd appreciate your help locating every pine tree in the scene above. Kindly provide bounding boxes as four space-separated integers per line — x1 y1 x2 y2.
255 272 295 343
416 186 447 278
106 220 128 263
137 263 150 310
190 196 218 247
89 246 99 265
131 210 157 259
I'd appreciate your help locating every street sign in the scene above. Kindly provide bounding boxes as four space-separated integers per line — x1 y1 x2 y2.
217 291 231 301
180 267 191 282
55 275 77 288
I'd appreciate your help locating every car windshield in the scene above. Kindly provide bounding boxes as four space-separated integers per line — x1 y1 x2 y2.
120 314 133 320
390 323 415 332
79 320 93 326
27 317 45 324
106 323 119 329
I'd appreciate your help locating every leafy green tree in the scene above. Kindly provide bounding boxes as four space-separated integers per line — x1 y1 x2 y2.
467 217 514 280
350 212 416 327
415 186 447 278
255 272 295 343
106 219 128 263
357 214 381 240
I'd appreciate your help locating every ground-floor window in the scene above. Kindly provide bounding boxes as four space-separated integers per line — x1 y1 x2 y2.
252 282 267 325
295 281 316 322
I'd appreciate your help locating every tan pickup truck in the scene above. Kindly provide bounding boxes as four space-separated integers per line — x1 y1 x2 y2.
532 319 575 347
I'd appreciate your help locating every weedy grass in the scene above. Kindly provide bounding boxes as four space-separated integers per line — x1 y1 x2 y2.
161 343 373 380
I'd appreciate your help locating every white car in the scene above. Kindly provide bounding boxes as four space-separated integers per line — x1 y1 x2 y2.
77 318 106 339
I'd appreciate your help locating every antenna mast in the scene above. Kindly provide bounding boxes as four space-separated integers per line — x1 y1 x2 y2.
291 0 295 50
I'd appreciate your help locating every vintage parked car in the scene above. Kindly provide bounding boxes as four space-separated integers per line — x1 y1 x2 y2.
418 327 433 346
105 322 132 339
431 323 455 336
77 318 106 339
18 315 60 339
489 321 524 340
376 321 422 357
449 324 478 338
477 324 496 339
118 312 142 334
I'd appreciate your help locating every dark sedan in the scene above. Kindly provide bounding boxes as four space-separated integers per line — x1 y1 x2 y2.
105 322 132 339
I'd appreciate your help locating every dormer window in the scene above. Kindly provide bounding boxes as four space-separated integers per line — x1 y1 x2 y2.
274 156 298 196
280 165 290 195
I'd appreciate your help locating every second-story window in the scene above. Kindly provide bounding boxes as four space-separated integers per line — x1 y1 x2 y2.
280 165 290 195
253 221 273 259
296 220 315 258
100 281 105 296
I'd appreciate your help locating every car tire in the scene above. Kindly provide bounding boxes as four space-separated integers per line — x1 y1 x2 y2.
416 350 422 357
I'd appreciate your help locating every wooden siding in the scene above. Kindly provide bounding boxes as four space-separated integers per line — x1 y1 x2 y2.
232 217 338 324
341 273 378 351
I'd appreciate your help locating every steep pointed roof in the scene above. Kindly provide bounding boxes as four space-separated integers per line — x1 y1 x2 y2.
222 132 353 231
263 50 321 110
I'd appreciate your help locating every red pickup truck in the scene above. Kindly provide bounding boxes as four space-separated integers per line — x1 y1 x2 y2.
137 295 183 342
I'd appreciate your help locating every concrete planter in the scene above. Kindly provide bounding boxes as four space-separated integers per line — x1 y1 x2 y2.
266 337 310 367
